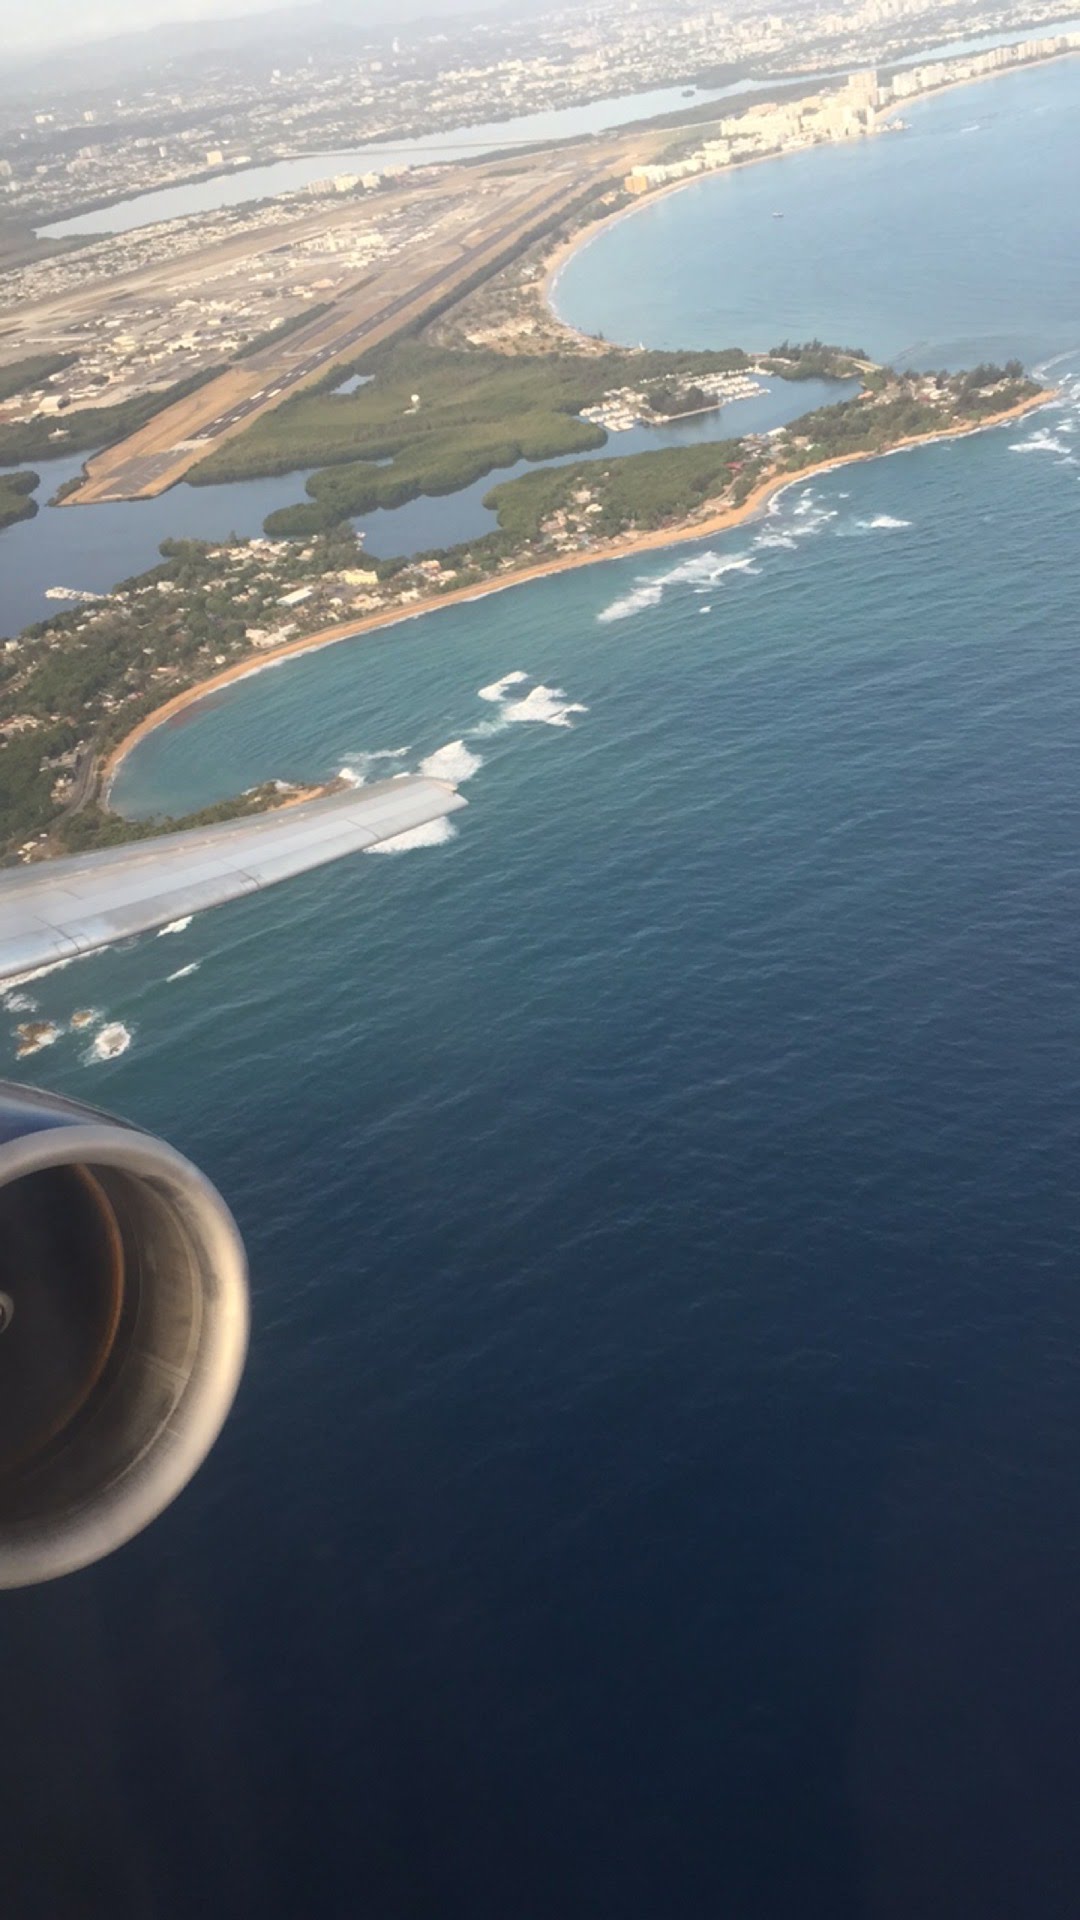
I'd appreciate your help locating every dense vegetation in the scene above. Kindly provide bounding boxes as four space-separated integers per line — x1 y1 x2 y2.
0 364 226 464
773 364 1038 467
484 436 751 542
0 353 75 403
0 525 361 857
766 339 870 377
0 469 40 531
189 339 759 534
195 339 866 538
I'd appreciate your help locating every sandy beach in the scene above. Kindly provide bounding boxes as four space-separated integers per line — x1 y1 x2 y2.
102 387 1052 796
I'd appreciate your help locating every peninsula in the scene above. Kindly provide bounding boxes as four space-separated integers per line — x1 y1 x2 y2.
0 351 1046 864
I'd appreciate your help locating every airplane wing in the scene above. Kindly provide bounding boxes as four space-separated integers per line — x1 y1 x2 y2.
0 776 466 985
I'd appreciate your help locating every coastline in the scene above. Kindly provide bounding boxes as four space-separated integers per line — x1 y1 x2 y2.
542 47 1080 342
102 387 1051 797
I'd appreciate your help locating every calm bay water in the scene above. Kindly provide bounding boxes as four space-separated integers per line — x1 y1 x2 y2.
35 79 763 241
5 53 1080 1920
555 55 1080 368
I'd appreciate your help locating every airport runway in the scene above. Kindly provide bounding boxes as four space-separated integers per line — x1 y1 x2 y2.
65 163 605 505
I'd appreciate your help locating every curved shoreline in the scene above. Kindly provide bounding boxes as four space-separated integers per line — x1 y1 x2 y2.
103 389 1051 797
542 48 1080 344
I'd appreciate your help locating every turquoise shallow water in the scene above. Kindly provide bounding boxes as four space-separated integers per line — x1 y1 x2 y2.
6 54 1080 1920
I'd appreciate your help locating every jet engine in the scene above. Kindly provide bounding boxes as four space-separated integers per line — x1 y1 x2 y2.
0 1082 249 1589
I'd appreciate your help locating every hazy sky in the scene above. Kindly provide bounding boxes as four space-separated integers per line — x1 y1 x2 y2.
0 0 483 57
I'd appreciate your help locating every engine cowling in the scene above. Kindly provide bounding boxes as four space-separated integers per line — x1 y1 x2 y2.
0 1082 249 1589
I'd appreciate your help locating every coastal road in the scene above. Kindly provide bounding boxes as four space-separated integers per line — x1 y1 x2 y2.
65 161 610 506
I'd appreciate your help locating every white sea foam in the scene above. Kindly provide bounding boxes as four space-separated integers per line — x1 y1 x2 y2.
478 671 529 702
418 739 484 783
789 505 838 538
1010 429 1070 454
3 993 36 1013
166 963 201 983
157 916 192 937
1 957 75 989
699 605 712 614
366 817 458 855
501 684 588 728
753 530 797 550
339 747 409 787
87 1022 132 1061
855 513 912 530
597 551 757 625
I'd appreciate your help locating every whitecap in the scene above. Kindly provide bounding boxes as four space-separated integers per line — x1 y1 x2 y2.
87 1023 132 1062
418 739 484 784
367 818 459 855
855 513 912 530
1 957 75 989
339 747 409 786
166 963 201 983
2 992 36 1013
478 671 529 703
157 916 192 937
753 530 797 550
597 551 757 625
1009 430 1070 454
501 684 588 729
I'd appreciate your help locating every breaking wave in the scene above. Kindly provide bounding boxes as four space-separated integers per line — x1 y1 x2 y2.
855 514 912 530
501 684 588 728
157 917 192 937
167 963 201 983
339 747 409 786
367 818 458 855
478 671 529 702
2 957 74 989
597 552 757 625
1010 429 1070 454
419 739 484 783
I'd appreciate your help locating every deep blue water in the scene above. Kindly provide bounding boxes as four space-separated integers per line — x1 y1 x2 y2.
6 53 1080 1920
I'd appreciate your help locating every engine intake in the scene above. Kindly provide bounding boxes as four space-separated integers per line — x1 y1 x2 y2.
0 1083 249 1588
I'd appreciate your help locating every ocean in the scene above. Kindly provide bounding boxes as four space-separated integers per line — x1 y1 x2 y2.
5 56 1080 1920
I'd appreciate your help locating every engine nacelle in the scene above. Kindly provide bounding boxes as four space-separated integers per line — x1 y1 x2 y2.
0 1082 249 1588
